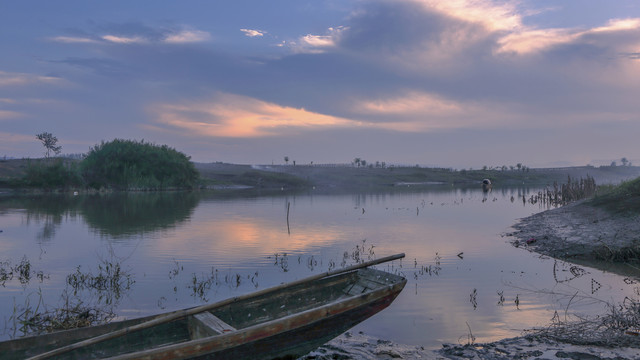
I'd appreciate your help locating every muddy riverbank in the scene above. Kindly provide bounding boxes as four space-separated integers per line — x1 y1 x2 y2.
303 330 640 359
508 200 640 274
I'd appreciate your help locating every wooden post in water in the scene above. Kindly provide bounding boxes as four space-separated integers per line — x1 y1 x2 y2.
286 201 291 235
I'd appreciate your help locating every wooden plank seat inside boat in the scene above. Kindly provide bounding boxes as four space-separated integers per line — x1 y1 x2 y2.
344 273 391 296
189 311 237 339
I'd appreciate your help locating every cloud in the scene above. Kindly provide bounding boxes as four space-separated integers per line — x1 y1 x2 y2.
496 18 640 55
301 35 334 47
137 1 639 140
52 57 132 77
0 96 74 123
150 93 360 138
322 0 640 110
0 132 39 158
0 71 63 87
240 29 266 37
0 110 24 120
354 91 466 116
331 0 640 81
290 27 348 53
495 28 579 55
49 36 98 44
0 132 33 142
592 18 640 32
0 97 61 106
51 24 211 46
333 1 496 73
15 3 639 167
350 90 516 132
164 29 211 43
149 90 515 140
102 35 147 44
621 52 640 60
411 0 523 32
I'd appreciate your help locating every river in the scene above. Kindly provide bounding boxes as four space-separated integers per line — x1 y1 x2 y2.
1 186 638 348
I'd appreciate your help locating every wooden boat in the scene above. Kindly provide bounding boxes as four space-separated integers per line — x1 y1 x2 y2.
1 254 406 360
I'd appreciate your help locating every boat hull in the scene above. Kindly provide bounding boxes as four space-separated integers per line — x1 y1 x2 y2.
1 266 406 360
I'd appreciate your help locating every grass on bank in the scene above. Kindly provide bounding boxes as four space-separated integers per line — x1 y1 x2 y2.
590 177 640 214
194 163 310 189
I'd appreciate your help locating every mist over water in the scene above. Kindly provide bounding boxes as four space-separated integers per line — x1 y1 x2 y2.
1 187 638 348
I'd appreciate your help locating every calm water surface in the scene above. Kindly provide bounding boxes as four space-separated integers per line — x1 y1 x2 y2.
1 187 639 348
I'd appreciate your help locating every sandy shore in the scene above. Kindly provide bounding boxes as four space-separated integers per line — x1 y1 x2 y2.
302 201 640 359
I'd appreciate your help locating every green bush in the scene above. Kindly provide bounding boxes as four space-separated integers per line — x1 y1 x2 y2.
22 159 83 189
81 139 199 190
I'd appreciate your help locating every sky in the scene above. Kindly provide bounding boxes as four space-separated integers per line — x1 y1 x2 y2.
1 0 639 168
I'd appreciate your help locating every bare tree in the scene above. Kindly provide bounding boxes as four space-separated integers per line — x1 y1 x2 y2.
36 132 62 158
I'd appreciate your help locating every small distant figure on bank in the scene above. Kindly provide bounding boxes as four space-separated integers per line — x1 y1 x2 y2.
482 179 492 192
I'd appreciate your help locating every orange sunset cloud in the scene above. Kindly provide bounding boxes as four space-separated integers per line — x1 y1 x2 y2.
151 93 360 138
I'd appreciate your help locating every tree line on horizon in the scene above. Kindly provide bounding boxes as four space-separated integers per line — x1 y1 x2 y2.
9 133 635 192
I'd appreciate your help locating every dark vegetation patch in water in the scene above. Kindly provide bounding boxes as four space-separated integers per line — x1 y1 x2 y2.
525 175 597 207
2 254 133 338
0 256 48 286
7 289 117 338
66 260 135 305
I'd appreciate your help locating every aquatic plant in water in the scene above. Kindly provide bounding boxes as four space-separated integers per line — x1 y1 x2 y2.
66 259 135 305
0 256 49 287
8 289 116 337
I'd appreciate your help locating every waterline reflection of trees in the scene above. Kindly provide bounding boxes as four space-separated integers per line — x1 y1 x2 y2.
81 192 199 238
1 192 200 241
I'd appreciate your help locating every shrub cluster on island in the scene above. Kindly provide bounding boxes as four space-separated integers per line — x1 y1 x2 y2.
4 139 199 191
